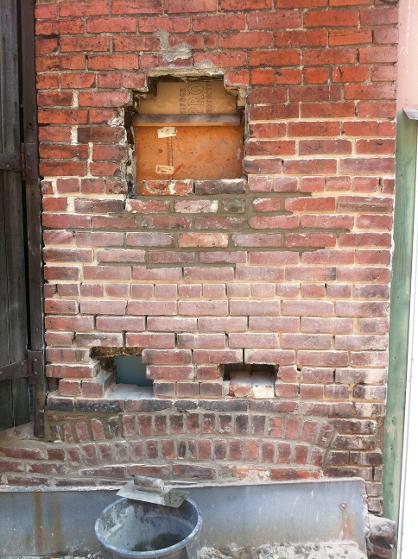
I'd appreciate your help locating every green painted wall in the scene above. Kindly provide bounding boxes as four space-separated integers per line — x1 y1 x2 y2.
384 111 417 521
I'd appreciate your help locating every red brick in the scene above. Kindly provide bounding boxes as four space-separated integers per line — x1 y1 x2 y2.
37 91 74 107
333 66 369 83
37 54 86 72
61 37 110 53
221 0 272 8
285 233 336 249
166 0 217 12
339 158 394 175
247 11 302 29
301 102 355 118
337 196 392 213
249 215 299 230
298 351 349 368
304 9 359 27
111 0 162 14
246 140 295 156
192 14 245 31
329 30 371 46
59 0 110 16
88 54 138 70
304 48 357 65
126 232 174 247
178 233 228 248
245 350 295 365
303 67 329 84
230 333 280 349
79 91 131 107
87 17 136 34
359 46 397 63
220 32 272 49
249 50 300 67
38 109 88 125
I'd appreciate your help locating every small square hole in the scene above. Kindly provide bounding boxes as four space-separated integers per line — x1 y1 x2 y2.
114 355 153 388
222 364 277 399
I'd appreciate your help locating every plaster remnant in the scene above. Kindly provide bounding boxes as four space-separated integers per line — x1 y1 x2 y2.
156 31 192 63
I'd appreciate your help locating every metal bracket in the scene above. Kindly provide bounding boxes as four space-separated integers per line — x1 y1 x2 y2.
0 144 37 178
0 350 44 385
20 142 38 183
27 349 44 385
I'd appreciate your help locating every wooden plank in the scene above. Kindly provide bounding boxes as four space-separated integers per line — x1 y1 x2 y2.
3 170 28 366
384 112 418 521
0 1 20 154
0 381 13 430
0 0 27 370
0 152 21 172
20 0 46 436
133 114 241 126
0 174 11 367
0 0 31 429
0 360 27 382
12 379 30 426
135 124 243 181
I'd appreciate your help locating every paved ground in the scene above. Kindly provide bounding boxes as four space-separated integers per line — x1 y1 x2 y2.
9 542 368 559
199 543 367 559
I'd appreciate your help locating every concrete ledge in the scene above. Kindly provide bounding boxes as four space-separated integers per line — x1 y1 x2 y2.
0 478 368 557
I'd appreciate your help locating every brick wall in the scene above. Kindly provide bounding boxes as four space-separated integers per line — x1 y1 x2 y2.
1 0 399 513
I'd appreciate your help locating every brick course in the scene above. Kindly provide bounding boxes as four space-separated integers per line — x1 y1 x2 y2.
10 0 400 513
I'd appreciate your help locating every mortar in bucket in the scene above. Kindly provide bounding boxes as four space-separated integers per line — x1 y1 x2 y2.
95 496 202 559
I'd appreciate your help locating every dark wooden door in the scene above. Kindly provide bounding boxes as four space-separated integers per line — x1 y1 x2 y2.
0 1 44 432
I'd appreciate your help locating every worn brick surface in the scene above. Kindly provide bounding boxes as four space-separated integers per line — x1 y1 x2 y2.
17 0 401 513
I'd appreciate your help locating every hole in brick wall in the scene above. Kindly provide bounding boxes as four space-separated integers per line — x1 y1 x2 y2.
222 364 277 399
90 347 153 395
133 76 244 182
115 355 153 388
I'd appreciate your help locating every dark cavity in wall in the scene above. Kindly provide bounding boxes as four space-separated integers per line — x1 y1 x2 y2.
90 347 153 389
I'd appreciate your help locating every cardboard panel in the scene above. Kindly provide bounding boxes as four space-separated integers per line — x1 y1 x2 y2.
139 79 236 115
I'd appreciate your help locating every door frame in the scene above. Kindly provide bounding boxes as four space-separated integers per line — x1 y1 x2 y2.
21 0 46 437
397 116 418 558
0 1 45 436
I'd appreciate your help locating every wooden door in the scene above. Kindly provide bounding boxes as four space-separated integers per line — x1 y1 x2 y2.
0 1 44 433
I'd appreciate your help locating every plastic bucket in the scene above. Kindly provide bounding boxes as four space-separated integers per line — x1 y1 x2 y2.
95 498 202 559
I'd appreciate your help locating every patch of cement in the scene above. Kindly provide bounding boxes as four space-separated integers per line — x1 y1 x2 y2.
198 543 367 559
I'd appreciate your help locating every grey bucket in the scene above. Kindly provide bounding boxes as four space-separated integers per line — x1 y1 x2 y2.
95 497 202 559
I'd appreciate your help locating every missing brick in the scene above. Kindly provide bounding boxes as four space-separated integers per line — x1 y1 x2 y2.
222 364 277 399
115 355 153 388
90 347 153 390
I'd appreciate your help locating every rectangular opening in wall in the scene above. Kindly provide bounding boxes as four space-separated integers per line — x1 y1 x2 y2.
222 364 277 399
115 355 153 389
90 348 154 398
133 77 244 182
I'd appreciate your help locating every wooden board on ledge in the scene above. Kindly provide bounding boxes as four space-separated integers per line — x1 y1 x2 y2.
135 124 243 181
